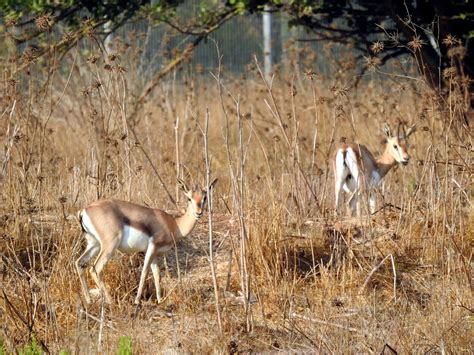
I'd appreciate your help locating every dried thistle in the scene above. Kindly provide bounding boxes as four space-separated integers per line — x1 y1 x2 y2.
304 69 317 81
290 85 297 97
87 54 99 64
108 53 118 62
443 67 457 79
331 85 349 97
447 46 465 59
371 41 384 54
388 31 400 46
104 64 112 71
115 65 127 73
22 45 41 64
81 87 91 96
62 31 75 43
364 56 382 70
408 35 425 51
335 104 345 118
91 80 102 90
35 13 54 31
460 77 471 90
5 18 17 27
82 18 95 37
442 34 460 47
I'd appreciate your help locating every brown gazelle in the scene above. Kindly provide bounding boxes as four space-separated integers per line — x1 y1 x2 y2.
334 122 416 216
76 178 217 304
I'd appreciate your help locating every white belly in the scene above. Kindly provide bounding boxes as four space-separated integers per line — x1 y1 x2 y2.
119 225 150 253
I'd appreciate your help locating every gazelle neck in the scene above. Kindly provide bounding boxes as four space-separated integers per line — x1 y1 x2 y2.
175 204 200 238
376 143 397 178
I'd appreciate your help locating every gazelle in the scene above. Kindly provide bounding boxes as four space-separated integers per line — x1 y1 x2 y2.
334 122 416 216
75 178 217 304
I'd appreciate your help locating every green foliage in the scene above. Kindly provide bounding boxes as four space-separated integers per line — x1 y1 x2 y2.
117 336 133 355
18 336 42 355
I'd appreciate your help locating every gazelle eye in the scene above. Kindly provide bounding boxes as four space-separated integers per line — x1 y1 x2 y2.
393 145 398 150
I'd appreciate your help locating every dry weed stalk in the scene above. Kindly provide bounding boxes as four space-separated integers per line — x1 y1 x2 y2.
0 21 472 354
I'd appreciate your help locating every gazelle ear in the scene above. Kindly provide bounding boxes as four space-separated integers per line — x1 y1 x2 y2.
383 123 392 138
405 124 417 138
177 178 189 192
208 178 218 191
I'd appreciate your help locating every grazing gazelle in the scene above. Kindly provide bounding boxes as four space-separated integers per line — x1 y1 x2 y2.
76 178 217 304
334 122 416 216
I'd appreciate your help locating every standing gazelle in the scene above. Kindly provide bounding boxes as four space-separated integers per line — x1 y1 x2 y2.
76 178 217 304
334 122 416 216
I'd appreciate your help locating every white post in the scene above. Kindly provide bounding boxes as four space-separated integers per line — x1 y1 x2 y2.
263 6 272 81
104 21 113 53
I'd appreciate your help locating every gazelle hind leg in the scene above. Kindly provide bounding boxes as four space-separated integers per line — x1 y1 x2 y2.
369 193 376 214
89 237 120 304
348 190 358 216
150 256 162 303
335 177 345 213
75 235 100 304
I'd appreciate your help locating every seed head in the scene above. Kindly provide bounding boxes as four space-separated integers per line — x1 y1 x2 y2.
62 31 75 43
35 13 54 31
115 65 127 73
370 41 384 54
331 85 349 97
304 69 317 81
22 45 41 64
108 53 118 62
364 56 382 70
408 35 425 51
91 80 102 90
5 18 17 27
442 34 460 47
442 67 457 79
447 46 465 59
81 87 91 96
87 54 99 64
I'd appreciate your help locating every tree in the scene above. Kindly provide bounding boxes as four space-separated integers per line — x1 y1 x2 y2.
2 0 472 110
278 0 473 94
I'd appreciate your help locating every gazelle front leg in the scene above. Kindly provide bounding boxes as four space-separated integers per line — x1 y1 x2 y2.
135 241 157 304
150 256 162 303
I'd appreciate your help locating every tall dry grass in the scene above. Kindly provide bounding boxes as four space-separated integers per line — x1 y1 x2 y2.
0 31 472 353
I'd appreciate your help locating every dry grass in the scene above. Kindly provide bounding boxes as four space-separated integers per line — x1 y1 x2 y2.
0 35 472 353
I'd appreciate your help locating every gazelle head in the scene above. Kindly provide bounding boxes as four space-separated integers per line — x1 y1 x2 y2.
177 178 218 219
383 123 417 166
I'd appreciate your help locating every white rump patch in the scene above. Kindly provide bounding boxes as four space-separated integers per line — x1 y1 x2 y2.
335 149 346 177
80 211 101 247
119 225 150 253
345 148 360 182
